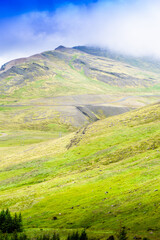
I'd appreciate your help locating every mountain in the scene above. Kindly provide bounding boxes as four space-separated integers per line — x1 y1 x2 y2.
1 45 160 97
0 46 160 238
0 102 159 239
0 46 159 135
73 45 160 74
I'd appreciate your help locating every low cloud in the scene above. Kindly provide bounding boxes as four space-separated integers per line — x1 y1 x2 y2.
1 0 160 66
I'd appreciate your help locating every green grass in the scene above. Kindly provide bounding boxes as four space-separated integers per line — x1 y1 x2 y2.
0 105 76 132
115 83 160 94
0 106 16 111
0 103 159 239
47 123 71 133
69 55 78 69
0 130 65 147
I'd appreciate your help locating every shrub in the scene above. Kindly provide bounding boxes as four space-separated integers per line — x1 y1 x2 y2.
0 209 23 233
67 230 88 240
117 227 128 240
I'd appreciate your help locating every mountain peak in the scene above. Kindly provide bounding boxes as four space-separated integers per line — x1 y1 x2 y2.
55 45 67 51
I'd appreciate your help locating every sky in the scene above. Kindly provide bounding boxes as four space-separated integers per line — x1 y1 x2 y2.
0 0 160 66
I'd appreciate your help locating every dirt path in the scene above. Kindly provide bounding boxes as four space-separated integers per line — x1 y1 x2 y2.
0 96 138 107
1 94 160 108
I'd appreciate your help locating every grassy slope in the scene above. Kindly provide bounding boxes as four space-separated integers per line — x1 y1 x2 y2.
0 105 75 146
0 103 160 239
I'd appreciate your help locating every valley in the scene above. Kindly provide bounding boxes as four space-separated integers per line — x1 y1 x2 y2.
0 46 160 239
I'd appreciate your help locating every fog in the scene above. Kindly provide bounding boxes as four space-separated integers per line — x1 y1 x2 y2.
1 0 160 66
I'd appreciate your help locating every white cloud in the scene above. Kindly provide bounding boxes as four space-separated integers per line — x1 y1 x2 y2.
1 0 160 66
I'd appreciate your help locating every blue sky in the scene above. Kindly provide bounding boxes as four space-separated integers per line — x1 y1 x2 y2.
0 0 160 66
0 0 99 18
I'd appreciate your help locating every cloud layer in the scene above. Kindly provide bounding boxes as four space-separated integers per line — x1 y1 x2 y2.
1 0 160 66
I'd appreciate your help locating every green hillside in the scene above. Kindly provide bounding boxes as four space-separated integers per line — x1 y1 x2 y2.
1 46 160 99
0 102 159 239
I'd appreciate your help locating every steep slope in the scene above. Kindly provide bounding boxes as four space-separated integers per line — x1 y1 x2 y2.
0 102 159 239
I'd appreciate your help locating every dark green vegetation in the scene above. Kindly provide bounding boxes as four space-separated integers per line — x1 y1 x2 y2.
0 47 160 239
0 221 151 240
0 229 86 240
0 209 22 233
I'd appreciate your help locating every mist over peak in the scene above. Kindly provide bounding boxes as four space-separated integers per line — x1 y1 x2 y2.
1 0 160 65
